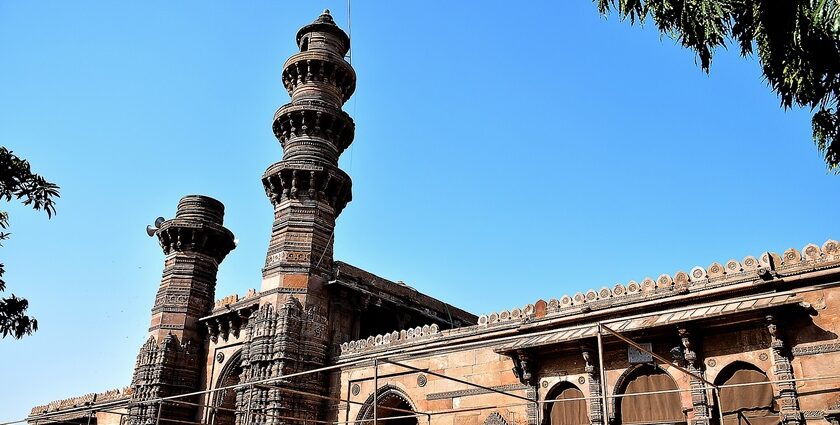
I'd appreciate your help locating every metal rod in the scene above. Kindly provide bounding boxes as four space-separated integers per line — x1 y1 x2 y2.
373 357 379 425
253 384 419 416
714 387 725 425
245 384 253 425
382 359 533 403
155 401 162 425
599 324 719 390
597 324 609 425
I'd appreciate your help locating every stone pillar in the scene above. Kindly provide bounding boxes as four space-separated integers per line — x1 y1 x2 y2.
766 314 803 425
582 345 604 425
239 9 354 425
129 195 236 425
678 328 709 425
260 8 355 305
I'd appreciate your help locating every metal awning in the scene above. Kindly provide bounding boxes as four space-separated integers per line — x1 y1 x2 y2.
494 293 802 353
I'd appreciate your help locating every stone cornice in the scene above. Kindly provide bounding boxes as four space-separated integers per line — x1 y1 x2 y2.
337 238 840 359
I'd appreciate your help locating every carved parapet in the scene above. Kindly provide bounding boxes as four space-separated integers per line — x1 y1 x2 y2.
475 238 840 328
339 323 441 355
261 160 352 215
154 196 236 262
213 288 259 311
273 100 355 157
282 51 356 102
28 386 133 418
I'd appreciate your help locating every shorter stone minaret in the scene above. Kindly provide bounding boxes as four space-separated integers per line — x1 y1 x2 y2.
129 195 235 425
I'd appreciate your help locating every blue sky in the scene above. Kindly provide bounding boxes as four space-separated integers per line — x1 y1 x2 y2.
0 1 837 420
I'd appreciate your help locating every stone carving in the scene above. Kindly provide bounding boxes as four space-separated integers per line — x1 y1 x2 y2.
29 387 133 416
582 345 604 425
766 314 803 425
129 195 235 425
469 240 840 330
340 324 440 355
792 341 840 356
417 374 428 387
261 9 356 279
237 298 330 425
427 384 529 400
485 412 509 425
128 334 201 425
512 350 536 386
679 328 710 425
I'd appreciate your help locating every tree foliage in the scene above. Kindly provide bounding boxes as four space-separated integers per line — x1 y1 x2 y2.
597 0 840 171
0 147 59 339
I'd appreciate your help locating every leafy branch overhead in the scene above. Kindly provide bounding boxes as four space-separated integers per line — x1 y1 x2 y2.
0 147 60 339
597 0 840 171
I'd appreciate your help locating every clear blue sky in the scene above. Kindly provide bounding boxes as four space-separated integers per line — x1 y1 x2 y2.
0 1 836 420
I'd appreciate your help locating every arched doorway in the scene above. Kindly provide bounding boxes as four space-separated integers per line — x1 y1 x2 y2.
357 385 418 425
543 383 588 425
212 350 242 425
713 361 778 425
615 364 685 425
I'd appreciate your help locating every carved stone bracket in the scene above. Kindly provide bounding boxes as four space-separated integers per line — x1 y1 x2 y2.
512 350 536 386
202 306 256 343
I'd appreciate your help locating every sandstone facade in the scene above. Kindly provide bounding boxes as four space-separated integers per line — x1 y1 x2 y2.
26 11 840 425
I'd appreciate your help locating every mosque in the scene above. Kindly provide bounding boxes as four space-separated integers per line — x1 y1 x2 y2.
26 10 840 425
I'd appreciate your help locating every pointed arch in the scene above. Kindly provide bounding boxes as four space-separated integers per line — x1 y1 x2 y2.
356 384 418 425
712 361 778 425
612 363 686 425
212 349 242 425
543 382 588 425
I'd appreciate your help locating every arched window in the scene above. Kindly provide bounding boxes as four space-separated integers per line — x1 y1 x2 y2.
357 385 418 425
544 383 588 425
212 350 242 425
713 362 778 425
615 364 685 425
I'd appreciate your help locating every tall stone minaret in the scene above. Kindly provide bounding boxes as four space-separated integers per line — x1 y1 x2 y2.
129 195 236 425
238 10 355 425
260 8 355 307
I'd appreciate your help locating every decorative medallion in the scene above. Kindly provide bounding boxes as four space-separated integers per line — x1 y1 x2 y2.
578 376 586 385
417 374 428 387
759 353 769 361
707 359 716 367
216 352 225 363
541 380 548 388
351 384 361 396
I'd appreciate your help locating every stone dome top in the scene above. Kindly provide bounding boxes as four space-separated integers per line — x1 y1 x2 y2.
296 9 350 53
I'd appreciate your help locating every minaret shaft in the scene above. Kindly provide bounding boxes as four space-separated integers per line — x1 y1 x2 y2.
261 9 355 301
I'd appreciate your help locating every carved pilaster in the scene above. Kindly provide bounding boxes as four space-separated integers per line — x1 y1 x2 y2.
766 314 803 425
237 298 330 425
678 327 709 425
582 345 603 425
